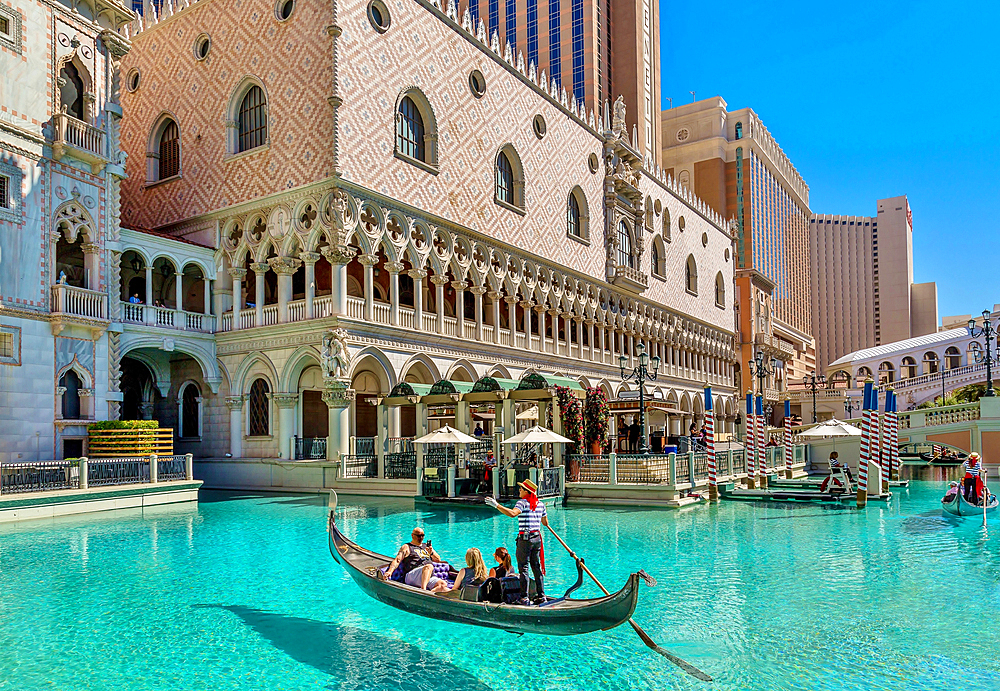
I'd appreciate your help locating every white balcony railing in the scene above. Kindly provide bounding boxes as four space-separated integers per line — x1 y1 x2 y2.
118 301 214 332
51 113 107 168
51 284 107 321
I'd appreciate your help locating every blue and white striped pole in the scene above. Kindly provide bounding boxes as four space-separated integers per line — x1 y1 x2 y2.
745 391 756 488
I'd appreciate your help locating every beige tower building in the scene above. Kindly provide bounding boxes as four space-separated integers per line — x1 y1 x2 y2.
810 195 938 371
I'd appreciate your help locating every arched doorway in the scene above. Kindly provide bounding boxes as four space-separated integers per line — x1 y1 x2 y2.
352 370 381 438
121 357 155 420
60 370 81 419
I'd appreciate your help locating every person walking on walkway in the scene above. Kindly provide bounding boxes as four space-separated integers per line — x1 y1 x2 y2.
485 479 548 604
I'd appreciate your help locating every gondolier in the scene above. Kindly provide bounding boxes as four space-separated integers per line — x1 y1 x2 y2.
961 452 985 505
485 479 548 605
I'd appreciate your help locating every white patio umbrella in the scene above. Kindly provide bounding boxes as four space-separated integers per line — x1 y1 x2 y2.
412 425 480 445
796 418 862 438
515 405 539 421
500 425 573 445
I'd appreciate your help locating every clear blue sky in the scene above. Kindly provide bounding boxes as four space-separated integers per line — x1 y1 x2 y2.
659 0 999 322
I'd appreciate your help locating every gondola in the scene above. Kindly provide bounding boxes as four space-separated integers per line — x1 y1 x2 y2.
941 489 999 517
326 491 641 636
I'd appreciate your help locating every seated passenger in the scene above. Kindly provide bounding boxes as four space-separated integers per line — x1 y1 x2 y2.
384 527 448 592
489 546 512 579
829 451 853 481
943 481 960 502
447 548 488 593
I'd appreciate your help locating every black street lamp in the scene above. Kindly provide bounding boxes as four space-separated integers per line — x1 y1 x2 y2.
967 309 996 397
844 397 860 419
748 350 777 400
620 342 660 454
803 372 827 423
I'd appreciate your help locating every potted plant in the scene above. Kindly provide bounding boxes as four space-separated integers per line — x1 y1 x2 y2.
584 387 609 455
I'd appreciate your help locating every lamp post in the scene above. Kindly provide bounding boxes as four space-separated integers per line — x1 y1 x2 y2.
968 310 997 397
844 397 860 419
620 342 660 454
748 351 777 401
803 372 826 424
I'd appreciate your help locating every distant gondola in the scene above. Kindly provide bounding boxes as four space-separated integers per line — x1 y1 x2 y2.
942 489 999 517
326 491 641 636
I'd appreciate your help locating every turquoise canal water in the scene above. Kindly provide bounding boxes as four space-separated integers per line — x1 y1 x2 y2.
2 483 1000 690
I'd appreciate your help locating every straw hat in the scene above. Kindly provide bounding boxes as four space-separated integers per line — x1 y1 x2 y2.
969 452 981 460
517 479 538 494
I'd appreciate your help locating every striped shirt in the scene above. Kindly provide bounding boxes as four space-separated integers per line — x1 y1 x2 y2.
963 459 983 476
515 498 546 534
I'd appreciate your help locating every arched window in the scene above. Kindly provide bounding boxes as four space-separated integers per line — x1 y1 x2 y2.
567 193 580 237
60 63 85 121
158 119 180 179
650 243 659 276
494 145 524 211
715 272 725 307
180 382 201 439
644 196 653 230
662 208 671 242
901 356 917 379
617 220 634 268
496 151 513 204
396 96 425 161
945 346 962 370
857 366 873 384
238 85 268 152
60 370 81 420
922 351 939 375
685 255 697 294
735 121 743 140
248 378 270 436
878 361 895 383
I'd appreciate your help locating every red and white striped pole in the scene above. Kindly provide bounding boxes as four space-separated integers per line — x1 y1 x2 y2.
857 379 873 508
745 391 756 489
756 394 767 488
705 386 717 501
783 397 794 479
880 390 891 493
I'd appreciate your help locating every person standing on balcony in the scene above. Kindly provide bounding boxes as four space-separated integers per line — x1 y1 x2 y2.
129 293 141 304
485 479 548 605
474 422 485 437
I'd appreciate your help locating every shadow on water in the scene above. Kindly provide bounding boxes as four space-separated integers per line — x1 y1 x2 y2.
194 605 494 691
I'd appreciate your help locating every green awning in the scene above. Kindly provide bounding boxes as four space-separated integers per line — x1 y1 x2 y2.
388 382 434 397
516 373 584 392
471 376 522 393
428 379 476 395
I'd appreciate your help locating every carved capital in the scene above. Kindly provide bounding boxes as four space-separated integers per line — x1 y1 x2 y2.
225 395 244 411
357 253 378 267
429 275 451 287
299 251 321 264
450 280 468 292
228 268 248 280
78 388 94 397
320 245 357 265
469 286 488 296
271 392 300 408
385 261 405 274
80 243 101 254
406 269 428 280
250 262 270 275
486 290 502 299
268 256 303 275
322 380 355 409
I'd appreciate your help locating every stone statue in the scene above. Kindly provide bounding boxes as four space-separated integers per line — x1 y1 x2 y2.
611 96 626 139
321 328 350 379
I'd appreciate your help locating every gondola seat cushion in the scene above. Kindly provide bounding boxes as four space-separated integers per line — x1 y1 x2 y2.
386 561 453 587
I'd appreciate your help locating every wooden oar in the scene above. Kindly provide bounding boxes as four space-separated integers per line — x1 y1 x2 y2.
545 524 713 682
983 468 989 529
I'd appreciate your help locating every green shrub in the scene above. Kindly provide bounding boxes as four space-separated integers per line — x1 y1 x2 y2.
88 420 159 431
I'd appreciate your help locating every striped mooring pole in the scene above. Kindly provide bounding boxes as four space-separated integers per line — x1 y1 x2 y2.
880 390 892 492
745 391 756 489
705 386 717 501
783 398 793 479
756 394 767 488
857 379 873 508
889 389 900 481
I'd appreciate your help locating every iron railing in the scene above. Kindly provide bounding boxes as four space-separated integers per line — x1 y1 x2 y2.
570 454 610 483
88 457 150 486
499 465 531 500
424 445 456 468
385 452 417 479
352 436 377 457
731 449 746 475
467 439 493 462
537 467 561 498
341 455 377 478
294 436 328 460
692 452 709 481
386 437 414 453
157 455 187 481
0 461 79 494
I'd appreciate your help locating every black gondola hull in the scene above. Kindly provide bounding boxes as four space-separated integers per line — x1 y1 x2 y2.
328 513 640 636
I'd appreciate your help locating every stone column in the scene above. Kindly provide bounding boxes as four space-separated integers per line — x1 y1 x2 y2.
322 380 354 461
270 256 302 324
203 277 212 315
386 262 404 326
520 300 532 349
358 253 376 321
586 319 596 361
488 291 502 344
452 280 467 339
408 269 426 329
225 395 244 458
321 246 356 316
272 392 300 460
251 262 268 326
81 242 101 291
549 309 561 354
229 268 246 331
430 275 449 334
300 251 320 319
505 296 518 347
375 403 387 478
471 286 487 341
174 272 186 328
145 265 153 306
536 306 548 353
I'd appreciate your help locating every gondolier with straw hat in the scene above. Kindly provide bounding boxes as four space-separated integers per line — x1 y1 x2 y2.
485 478 548 605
